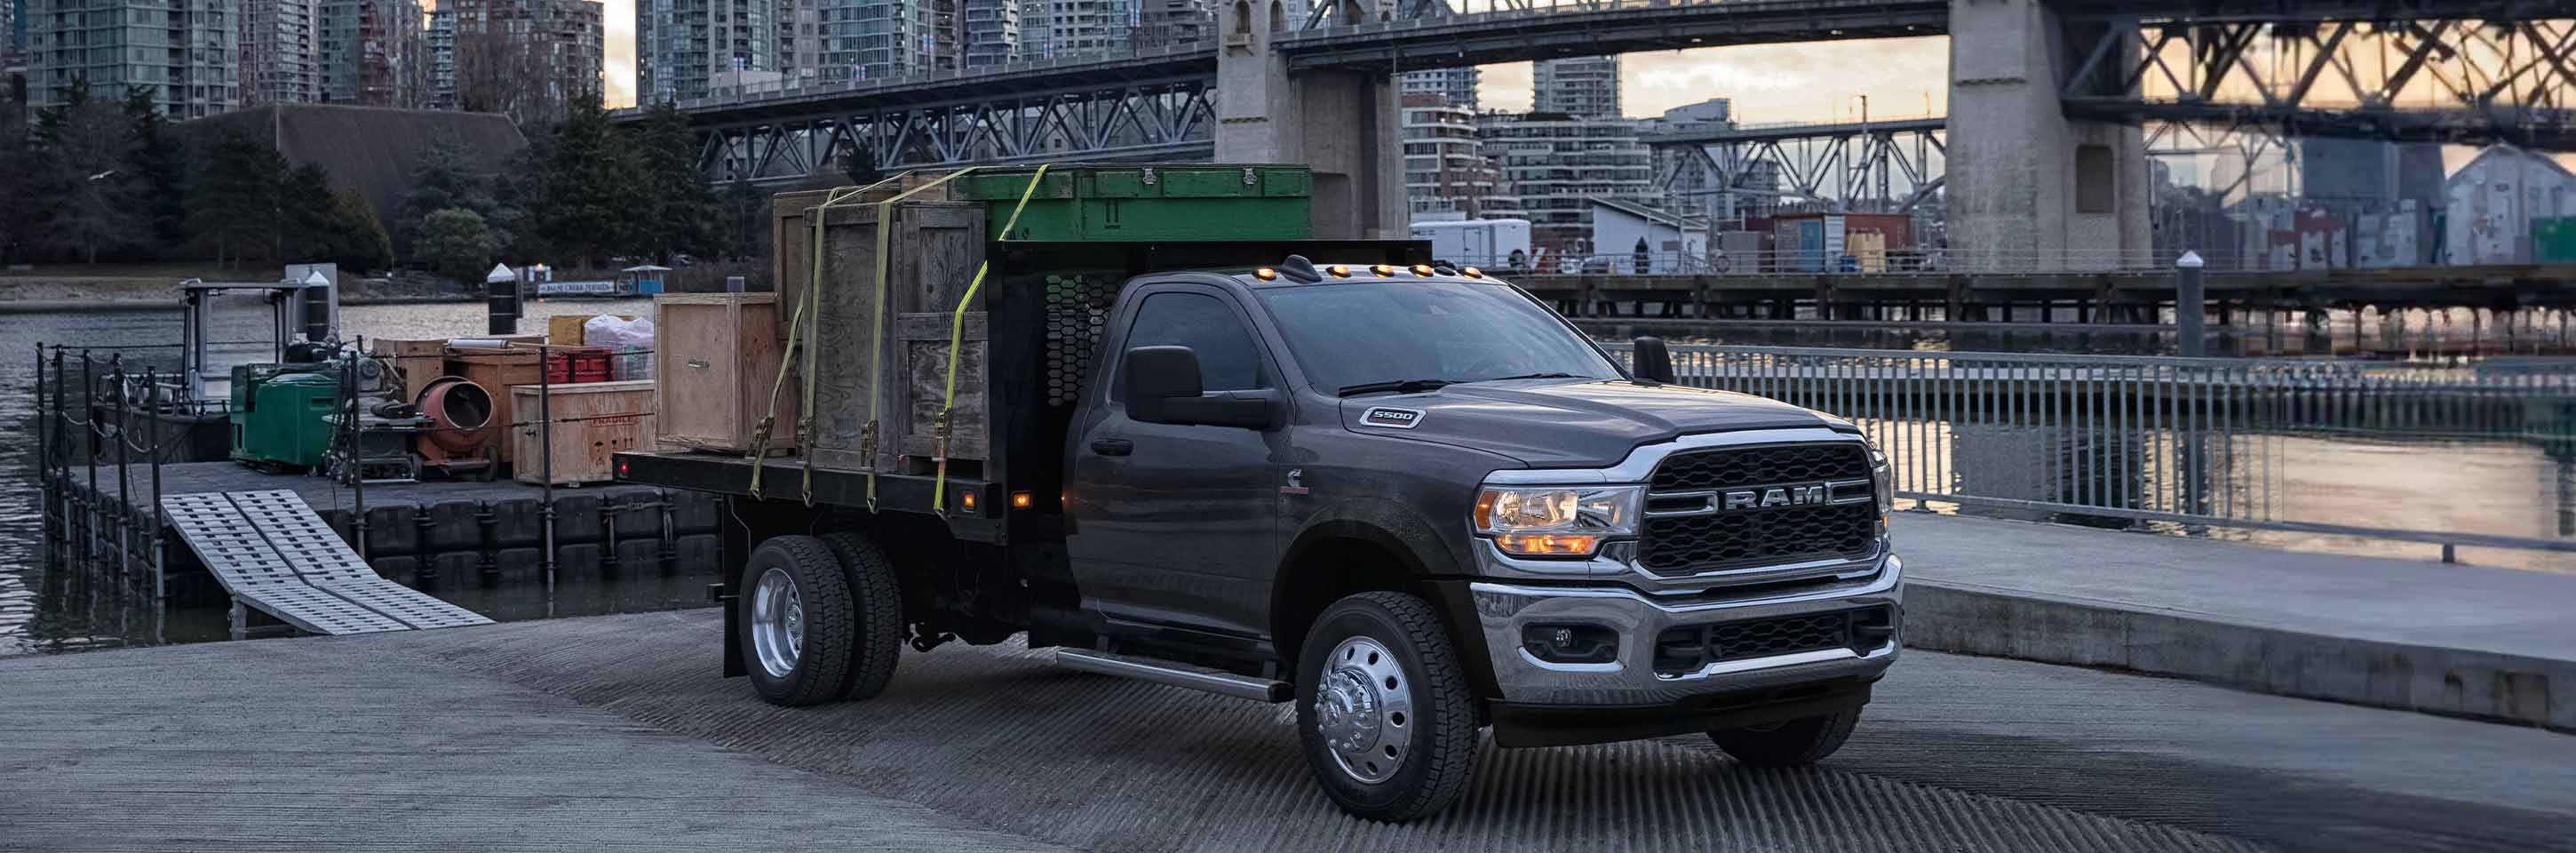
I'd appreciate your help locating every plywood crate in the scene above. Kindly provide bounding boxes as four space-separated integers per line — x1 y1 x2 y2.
370 338 449 404
796 200 988 472
511 380 656 485
656 292 796 453
445 343 547 465
770 175 959 343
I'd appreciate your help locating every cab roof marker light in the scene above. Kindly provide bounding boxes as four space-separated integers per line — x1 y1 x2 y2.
1254 267 1278 281
1411 265 1434 277
1327 264 1351 278
1462 267 1483 278
1371 264 1395 276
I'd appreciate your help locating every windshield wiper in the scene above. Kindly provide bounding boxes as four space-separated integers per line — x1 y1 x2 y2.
1480 372 1582 382
1337 379 1454 396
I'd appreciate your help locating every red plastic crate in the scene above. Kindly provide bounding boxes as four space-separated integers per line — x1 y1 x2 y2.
543 347 614 385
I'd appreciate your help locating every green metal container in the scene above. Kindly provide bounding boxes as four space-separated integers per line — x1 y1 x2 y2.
954 164 1314 242
2532 217 2576 264
229 365 342 472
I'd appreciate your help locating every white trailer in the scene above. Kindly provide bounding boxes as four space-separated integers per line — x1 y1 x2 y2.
1411 219 1533 271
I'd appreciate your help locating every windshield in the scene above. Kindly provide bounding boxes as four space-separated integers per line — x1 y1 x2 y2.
1253 282 1623 395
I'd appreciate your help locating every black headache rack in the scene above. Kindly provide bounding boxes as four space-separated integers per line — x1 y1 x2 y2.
614 238 1434 546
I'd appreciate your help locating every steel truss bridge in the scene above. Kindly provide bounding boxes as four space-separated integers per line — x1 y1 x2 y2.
628 0 2576 187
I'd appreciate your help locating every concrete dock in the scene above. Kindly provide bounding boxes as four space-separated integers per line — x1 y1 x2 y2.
5 609 2572 852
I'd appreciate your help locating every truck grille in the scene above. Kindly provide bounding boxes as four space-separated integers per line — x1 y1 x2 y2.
1651 606 1892 677
1640 443 1878 577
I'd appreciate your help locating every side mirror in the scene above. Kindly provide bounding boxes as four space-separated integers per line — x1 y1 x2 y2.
1124 346 1280 429
1632 336 1677 385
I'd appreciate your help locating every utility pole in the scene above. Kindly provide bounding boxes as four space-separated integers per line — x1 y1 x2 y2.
2175 250 2206 357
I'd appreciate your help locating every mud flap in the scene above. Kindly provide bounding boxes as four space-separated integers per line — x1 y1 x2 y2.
713 582 745 678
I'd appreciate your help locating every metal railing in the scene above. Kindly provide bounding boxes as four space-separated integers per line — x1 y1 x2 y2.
1480 250 2185 276
1608 343 2576 557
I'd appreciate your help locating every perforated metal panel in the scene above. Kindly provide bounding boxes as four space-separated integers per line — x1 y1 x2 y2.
158 490 493 635
1043 274 1116 406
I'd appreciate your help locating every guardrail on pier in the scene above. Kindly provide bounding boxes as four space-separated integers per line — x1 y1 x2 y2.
1610 343 2576 558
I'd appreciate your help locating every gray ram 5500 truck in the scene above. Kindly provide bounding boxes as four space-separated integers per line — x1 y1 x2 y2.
617 252 1903 822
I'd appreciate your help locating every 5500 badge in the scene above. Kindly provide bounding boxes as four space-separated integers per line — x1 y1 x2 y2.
1361 407 1424 429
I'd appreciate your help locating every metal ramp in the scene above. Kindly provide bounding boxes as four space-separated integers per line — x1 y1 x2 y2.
159 490 493 635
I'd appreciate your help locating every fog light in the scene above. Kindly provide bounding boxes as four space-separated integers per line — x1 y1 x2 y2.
1522 623 1618 664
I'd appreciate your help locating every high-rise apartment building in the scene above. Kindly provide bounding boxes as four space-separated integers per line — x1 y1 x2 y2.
1531 55 1617 118
1400 67 1475 110
957 0 1013 68
240 0 320 105
4 0 24 75
1018 0 1121 60
425 5 454 108
28 0 237 116
1476 109 1654 254
639 0 773 103
320 0 425 106
815 0 949 81
444 0 600 124
774 0 820 84
1400 93 1514 220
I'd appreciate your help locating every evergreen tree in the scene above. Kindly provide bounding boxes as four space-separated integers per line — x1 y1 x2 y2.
415 207 501 282
0 85 37 264
530 95 641 267
630 101 718 262
396 130 508 255
35 91 144 263
185 132 290 267
121 86 189 251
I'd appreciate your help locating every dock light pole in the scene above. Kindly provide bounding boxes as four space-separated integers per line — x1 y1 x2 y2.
2175 251 2206 358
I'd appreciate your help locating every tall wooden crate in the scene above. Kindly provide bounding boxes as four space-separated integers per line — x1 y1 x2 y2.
799 200 989 472
512 380 656 485
656 292 795 453
444 342 546 465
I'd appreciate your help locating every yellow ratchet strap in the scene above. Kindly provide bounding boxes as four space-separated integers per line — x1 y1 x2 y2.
932 164 1051 517
748 172 912 500
862 165 982 511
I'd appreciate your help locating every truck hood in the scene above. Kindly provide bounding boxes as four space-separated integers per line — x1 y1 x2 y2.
1338 379 1849 468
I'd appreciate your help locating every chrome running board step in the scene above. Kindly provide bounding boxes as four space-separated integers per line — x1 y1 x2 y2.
1056 649 1291 703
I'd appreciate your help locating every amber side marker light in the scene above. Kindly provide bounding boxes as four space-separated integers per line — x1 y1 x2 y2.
1011 491 1034 509
962 492 978 512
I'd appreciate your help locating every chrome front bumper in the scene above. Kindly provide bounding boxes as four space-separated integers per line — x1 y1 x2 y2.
1467 554 1903 706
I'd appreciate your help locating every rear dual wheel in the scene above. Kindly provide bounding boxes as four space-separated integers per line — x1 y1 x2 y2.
739 533 904 706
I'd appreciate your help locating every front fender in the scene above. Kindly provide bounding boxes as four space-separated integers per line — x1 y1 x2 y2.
1277 498 1501 702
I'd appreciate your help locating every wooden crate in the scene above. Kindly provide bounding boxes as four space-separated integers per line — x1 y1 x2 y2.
656 292 796 453
445 343 546 465
799 200 987 472
511 380 656 485
370 338 449 404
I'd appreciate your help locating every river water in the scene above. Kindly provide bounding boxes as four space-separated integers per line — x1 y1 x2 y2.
2 298 2568 656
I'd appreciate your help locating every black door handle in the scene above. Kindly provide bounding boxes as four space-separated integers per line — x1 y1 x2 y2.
1090 438 1133 457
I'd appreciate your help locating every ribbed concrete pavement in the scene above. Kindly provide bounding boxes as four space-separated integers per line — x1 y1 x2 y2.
8 610 2573 852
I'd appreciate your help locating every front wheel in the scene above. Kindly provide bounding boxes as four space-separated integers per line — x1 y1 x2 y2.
1295 592 1479 822
738 536 856 706
1707 707 1861 766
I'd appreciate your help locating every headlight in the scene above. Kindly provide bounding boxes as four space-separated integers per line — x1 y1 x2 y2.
1474 485 1641 557
1868 442 1893 515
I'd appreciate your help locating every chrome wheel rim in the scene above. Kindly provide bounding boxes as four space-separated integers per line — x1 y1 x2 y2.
1314 636 1414 784
750 566 804 679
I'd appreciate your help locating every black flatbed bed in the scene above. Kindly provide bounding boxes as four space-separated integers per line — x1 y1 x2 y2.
612 450 1006 542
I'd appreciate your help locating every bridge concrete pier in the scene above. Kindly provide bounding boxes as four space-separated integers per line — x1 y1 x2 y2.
1945 0 2149 271
1213 0 1407 240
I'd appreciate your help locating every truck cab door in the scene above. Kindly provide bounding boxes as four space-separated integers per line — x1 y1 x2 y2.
1065 284 1284 639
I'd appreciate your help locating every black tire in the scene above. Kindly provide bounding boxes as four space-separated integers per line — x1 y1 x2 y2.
1295 592 1479 822
737 535 856 706
818 530 905 701
1708 707 1862 766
